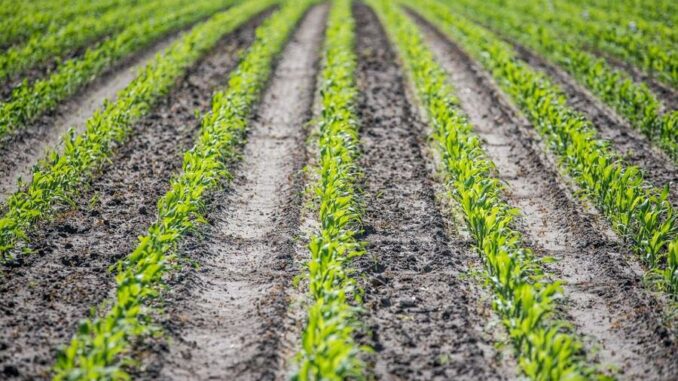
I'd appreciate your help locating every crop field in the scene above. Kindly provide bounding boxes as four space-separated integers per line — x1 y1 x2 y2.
0 0 677 380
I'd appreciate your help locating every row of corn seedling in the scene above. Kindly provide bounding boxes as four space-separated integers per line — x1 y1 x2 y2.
0 0 131 49
548 0 677 47
407 0 678 296
370 0 608 379
460 0 677 87
0 0 240 137
292 0 366 379
0 0 184 83
563 0 677 29
442 0 678 161
0 0 274 259
52 0 314 379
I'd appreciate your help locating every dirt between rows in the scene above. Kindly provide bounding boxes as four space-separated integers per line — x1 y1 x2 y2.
0 12 268 380
509 42 678 208
352 4 511 380
411 9 678 380
131 5 327 380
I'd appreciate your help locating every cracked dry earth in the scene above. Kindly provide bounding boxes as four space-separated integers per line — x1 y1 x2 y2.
1 2 677 381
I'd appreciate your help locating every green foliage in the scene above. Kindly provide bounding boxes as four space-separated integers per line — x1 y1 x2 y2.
370 0 608 379
0 0 239 138
549 0 677 47
470 0 677 87
405 0 678 297
0 0 272 259
292 1 367 379
0 0 180 83
441 0 678 161
52 0 314 379
0 0 133 49
564 0 678 28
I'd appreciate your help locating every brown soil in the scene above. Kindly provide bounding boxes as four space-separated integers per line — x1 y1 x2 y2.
411 10 678 380
132 5 326 380
510 42 678 207
0 14 266 380
352 4 509 380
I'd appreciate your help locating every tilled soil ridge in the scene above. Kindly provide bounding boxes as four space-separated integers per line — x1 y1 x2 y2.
134 5 326 380
414 13 678 380
353 4 506 380
0 16 265 380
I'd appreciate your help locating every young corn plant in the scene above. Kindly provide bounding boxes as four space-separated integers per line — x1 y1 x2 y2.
53 1 314 379
0 0 275 260
440 0 678 161
293 0 367 379
369 0 609 379
0 0 241 138
0 0 132 49
0 0 186 83
405 0 678 298
463 0 678 87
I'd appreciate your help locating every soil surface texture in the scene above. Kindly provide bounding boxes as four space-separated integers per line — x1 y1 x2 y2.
0 14 265 380
133 5 326 380
413 11 678 380
352 4 508 380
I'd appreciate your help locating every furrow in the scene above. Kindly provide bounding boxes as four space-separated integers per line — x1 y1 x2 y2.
352 4 507 379
135 5 326 380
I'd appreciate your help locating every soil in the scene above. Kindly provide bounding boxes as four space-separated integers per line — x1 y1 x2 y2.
411 10 678 380
132 5 326 380
0 13 266 380
352 4 509 380
510 42 678 207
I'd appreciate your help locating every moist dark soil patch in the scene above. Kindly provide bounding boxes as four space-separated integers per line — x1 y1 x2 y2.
352 4 507 380
0 13 267 380
131 5 327 380
412 10 678 380
510 42 678 207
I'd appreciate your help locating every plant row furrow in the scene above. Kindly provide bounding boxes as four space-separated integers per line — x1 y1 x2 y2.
442 0 678 160
52 0 314 379
293 0 366 379
370 0 606 379
407 0 678 296
0 0 273 259
0 0 239 138
0 0 178 83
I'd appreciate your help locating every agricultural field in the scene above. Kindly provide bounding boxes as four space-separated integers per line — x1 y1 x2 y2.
0 0 677 380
